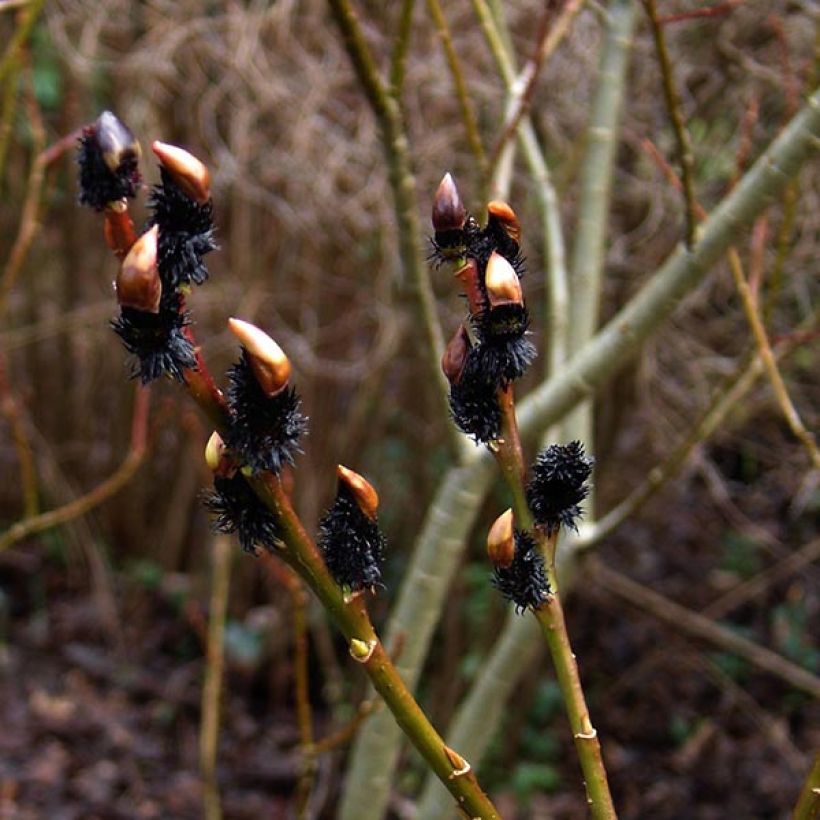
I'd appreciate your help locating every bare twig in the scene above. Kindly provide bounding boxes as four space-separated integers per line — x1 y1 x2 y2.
200 535 232 820
590 559 820 700
727 248 820 468
0 385 151 552
643 0 699 248
425 0 488 179
792 752 820 820
389 0 415 94
658 1 742 26
489 0 585 175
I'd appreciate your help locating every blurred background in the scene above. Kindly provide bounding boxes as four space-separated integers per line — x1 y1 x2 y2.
0 1 818 817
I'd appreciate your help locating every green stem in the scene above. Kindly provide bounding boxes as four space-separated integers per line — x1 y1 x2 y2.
792 752 820 820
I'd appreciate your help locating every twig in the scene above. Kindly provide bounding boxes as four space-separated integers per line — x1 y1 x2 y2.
657 1 742 26
727 248 820 468
590 558 820 699
200 535 232 820
0 385 151 552
792 752 820 820
0 0 44 87
312 700 379 756
0 349 38 517
327 0 467 461
576 318 815 552
389 0 415 94
643 0 699 248
425 0 488 179
489 0 585 176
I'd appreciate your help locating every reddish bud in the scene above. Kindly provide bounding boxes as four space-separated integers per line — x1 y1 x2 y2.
487 509 515 569
487 200 521 243
454 258 485 316
432 172 466 233
441 324 471 386
337 465 379 520
485 251 523 308
151 140 211 204
116 225 161 313
228 318 291 397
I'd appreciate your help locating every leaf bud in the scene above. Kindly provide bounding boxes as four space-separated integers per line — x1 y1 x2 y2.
95 110 142 175
432 172 466 233
441 324 471 386
487 200 521 243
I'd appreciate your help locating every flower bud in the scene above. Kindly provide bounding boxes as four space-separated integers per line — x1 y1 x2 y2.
228 318 291 397
337 465 379 520
204 430 230 474
151 140 211 204
116 225 161 313
487 508 515 569
95 110 142 175
485 251 523 309
441 324 471 386
487 200 521 244
432 172 466 233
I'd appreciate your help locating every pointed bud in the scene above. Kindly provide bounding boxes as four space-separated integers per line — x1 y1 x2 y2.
152 140 211 204
487 200 521 243
432 172 466 233
205 431 227 472
228 318 291 397
116 225 161 313
443 745 471 778
337 465 379 520
485 251 523 309
349 638 377 663
95 111 141 175
441 324 471 386
454 258 485 316
487 508 515 569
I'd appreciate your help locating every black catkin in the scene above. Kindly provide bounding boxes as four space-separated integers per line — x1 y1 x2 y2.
149 167 216 289
77 128 141 211
492 530 550 613
111 292 197 384
203 474 281 554
448 347 502 444
319 484 385 592
526 441 594 534
224 350 307 474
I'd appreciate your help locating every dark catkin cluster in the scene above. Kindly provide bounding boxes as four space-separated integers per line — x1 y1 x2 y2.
526 441 594 534
437 196 536 444
224 351 307 474
492 530 550 614
111 299 196 384
149 167 216 288
318 484 385 592
448 346 502 443
203 474 282 554
77 127 141 210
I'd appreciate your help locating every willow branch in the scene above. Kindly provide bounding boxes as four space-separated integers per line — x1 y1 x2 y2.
425 0 488 178
590 559 820 700
200 534 232 820
327 0 466 459
643 0 698 247
389 0 415 94
0 386 151 552
0 0 44 87
792 752 820 820
727 248 820 467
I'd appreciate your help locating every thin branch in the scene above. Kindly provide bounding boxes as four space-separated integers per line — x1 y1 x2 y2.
727 248 820 468
643 0 699 248
327 0 466 459
389 0 415 94
792 752 820 820
590 559 820 700
200 535 232 820
425 0 487 178
0 0 44 87
489 0 586 175
0 386 151 552
312 700 378 755
658 1 742 26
